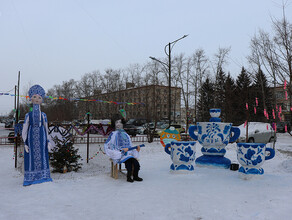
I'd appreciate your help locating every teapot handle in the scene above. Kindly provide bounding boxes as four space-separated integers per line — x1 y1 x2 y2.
189 125 198 141
229 127 240 143
265 148 275 161
164 143 171 155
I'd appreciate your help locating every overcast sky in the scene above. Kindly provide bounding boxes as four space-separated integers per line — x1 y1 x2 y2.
0 0 291 115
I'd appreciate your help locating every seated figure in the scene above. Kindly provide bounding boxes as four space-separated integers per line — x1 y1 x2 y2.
104 113 143 183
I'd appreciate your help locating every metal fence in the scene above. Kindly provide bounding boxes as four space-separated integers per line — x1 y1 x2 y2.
1 133 190 146
73 135 160 144
0 135 161 146
72 134 190 144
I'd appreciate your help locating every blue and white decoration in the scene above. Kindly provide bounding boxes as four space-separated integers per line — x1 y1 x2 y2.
22 85 53 186
189 108 240 169
237 143 275 176
104 129 140 164
28 84 46 99
164 141 196 171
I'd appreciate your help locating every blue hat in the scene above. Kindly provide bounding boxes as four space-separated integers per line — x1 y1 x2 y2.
28 85 46 98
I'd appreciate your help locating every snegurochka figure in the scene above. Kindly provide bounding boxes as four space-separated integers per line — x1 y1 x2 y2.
22 85 53 186
104 113 143 182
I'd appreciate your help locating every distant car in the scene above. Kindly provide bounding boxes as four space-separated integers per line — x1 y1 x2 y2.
168 124 185 134
127 119 148 134
276 122 291 133
5 120 13 128
236 122 276 144
154 123 169 137
126 118 147 126
8 131 16 143
143 122 169 137
123 124 138 137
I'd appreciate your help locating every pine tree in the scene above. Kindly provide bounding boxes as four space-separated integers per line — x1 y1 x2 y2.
251 68 273 122
214 67 226 120
224 73 237 123
234 67 252 124
49 138 82 173
197 77 215 121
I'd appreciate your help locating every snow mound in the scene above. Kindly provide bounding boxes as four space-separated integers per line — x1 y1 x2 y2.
281 159 292 173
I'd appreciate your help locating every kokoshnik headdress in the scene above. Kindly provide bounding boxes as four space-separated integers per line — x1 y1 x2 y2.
28 84 46 99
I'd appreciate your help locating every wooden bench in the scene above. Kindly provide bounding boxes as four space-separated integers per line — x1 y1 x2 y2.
110 159 134 179
110 159 127 179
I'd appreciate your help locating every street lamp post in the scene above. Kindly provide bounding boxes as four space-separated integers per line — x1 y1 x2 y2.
150 35 188 125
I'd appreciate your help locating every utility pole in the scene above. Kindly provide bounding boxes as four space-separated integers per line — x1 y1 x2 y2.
150 34 188 126
168 42 171 125
15 71 20 168
86 102 90 163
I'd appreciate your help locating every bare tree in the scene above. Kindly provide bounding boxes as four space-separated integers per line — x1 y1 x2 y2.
248 5 292 129
190 49 209 122
75 71 102 97
212 47 231 75
211 47 231 120
99 69 125 93
45 79 78 122
124 63 146 87
173 53 186 123
176 54 193 131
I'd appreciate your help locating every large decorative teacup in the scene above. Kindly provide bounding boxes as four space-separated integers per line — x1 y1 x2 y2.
164 141 196 171
189 122 240 156
237 143 275 176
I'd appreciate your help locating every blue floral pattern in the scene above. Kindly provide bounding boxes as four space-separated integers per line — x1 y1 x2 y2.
206 123 220 138
178 146 194 162
192 122 237 157
238 144 265 167
165 141 196 171
237 143 275 175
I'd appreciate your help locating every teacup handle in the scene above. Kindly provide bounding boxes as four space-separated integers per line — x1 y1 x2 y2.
265 148 275 160
164 143 171 155
188 125 198 141
229 127 240 143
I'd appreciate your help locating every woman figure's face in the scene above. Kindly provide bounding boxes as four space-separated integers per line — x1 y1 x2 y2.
115 119 123 130
31 94 43 104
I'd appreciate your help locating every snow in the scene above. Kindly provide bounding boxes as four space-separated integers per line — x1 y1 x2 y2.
0 132 292 220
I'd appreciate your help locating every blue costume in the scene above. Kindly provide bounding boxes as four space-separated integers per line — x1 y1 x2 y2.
22 85 52 186
104 130 140 164
104 115 143 182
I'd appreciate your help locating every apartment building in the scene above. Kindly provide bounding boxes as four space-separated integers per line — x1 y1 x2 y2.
272 86 291 122
78 85 181 122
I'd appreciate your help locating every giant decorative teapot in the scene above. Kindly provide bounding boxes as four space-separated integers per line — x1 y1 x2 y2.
189 109 240 168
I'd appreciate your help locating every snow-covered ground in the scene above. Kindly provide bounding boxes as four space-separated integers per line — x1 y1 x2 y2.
0 132 292 220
